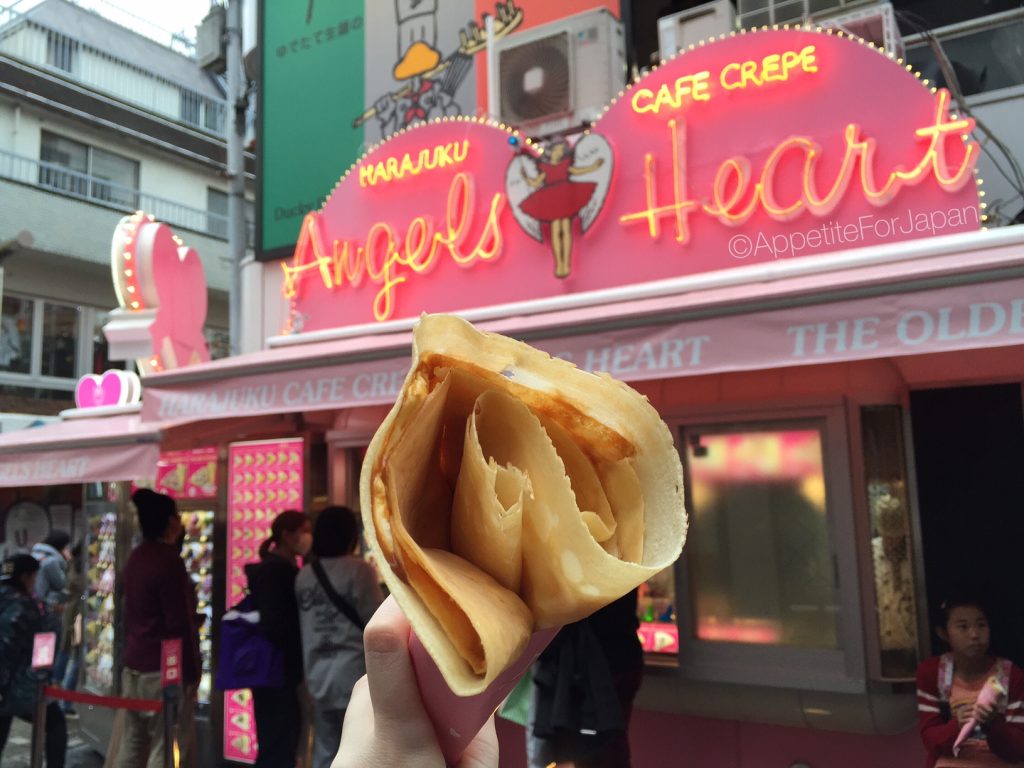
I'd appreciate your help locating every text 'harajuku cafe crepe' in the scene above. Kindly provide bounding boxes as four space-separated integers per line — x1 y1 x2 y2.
360 314 687 749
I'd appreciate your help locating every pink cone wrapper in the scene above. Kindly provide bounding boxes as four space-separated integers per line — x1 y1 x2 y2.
409 627 560 766
953 676 1006 756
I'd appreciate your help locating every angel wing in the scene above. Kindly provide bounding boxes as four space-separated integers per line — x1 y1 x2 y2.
505 154 543 243
572 133 614 233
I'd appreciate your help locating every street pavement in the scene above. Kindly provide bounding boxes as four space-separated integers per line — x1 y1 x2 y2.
3 714 105 767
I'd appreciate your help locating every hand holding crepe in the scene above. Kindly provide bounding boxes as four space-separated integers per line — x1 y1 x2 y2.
954 676 1007 755
361 314 687 698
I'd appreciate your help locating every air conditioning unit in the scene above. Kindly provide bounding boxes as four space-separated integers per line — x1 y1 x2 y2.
495 8 625 137
658 0 736 62
818 2 903 58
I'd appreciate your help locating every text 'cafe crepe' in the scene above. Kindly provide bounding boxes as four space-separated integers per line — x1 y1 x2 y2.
361 315 687 696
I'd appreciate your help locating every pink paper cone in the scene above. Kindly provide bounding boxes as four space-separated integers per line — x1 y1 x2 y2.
409 627 559 766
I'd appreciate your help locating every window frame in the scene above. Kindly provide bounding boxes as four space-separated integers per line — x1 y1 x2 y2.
667 400 866 693
39 131 140 209
0 293 130 396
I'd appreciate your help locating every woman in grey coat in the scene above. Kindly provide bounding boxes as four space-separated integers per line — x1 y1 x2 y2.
31 530 70 616
295 507 383 768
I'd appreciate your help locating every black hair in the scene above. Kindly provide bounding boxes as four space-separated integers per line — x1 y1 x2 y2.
42 529 71 551
1 554 41 592
259 510 310 558
132 488 178 541
312 506 359 558
936 589 990 628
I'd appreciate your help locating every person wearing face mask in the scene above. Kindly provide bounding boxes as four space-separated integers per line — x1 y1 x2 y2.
112 489 201 768
246 510 312 768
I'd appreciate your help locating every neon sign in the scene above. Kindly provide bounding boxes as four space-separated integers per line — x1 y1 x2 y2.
630 44 819 114
359 140 471 187
283 28 981 334
620 90 975 242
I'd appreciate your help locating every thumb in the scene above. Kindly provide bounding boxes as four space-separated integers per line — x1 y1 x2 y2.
363 596 431 727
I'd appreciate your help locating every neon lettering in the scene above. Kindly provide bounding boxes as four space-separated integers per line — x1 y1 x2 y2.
621 90 978 237
283 172 506 322
359 141 471 187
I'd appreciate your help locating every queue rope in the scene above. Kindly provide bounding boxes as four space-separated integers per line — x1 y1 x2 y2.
42 685 163 713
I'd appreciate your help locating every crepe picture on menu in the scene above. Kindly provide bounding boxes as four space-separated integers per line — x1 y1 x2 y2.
361 314 687 696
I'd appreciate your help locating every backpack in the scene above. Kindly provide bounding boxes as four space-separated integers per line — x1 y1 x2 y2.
214 593 285 691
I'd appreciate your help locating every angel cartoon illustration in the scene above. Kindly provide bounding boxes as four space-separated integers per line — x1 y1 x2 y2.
506 134 614 278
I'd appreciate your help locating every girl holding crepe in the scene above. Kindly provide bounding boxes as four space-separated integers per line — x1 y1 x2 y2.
917 593 1024 767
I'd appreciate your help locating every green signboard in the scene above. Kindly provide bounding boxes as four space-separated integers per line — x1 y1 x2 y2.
258 0 365 260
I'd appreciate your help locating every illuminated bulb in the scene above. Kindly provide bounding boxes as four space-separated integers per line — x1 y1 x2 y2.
976 178 983 185
130 301 140 309
980 202 987 209
931 87 938 93
981 214 989 221
922 78 930 85
127 285 135 293
124 253 132 261
897 58 903 64
979 190 986 197
124 269 132 277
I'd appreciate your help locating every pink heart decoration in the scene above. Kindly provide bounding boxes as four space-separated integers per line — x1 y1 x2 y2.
74 370 140 409
142 223 211 370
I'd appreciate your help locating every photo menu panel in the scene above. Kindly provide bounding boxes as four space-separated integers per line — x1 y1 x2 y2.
223 438 303 764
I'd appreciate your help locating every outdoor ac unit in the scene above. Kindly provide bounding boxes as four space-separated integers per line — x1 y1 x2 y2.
495 8 625 137
818 2 903 58
658 0 736 62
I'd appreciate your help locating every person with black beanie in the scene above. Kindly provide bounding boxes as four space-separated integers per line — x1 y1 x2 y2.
110 489 200 768
0 553 68 767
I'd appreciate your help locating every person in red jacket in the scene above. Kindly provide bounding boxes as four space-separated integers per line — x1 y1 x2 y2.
917 593 1024 767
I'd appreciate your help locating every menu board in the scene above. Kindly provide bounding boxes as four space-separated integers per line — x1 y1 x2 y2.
224 438 303 765
181 508 215 702
155 448 218 499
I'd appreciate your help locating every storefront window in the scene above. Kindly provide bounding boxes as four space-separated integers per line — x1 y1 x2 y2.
41 302 79 378
0 295 34 374
638 567 678 660
683 425 839 649
862 405 919 679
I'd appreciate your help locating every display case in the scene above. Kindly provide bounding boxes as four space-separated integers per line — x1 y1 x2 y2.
180 507 215 703
156 447 219 705
82 503 117 695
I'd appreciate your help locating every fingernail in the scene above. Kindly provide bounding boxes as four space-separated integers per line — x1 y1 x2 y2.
366 629 400 654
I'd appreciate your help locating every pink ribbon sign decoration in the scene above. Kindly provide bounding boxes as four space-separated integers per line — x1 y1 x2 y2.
282 28 980 333
74 369 142 410
111 212 211 374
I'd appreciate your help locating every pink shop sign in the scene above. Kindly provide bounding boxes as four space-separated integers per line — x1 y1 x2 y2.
536 279 1024 380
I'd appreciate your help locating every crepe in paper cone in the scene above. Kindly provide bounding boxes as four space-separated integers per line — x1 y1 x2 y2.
360 314 687 696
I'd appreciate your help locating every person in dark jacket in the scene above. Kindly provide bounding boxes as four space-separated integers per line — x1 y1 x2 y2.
527 589 644 768
111 489 200 768
247 510 312 768
0 553 68 767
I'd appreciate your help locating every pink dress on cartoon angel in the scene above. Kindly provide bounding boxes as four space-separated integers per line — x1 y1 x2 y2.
506 136 613 279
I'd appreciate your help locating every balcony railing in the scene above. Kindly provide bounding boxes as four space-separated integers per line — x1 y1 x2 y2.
0 147 241 242
0 15 226 136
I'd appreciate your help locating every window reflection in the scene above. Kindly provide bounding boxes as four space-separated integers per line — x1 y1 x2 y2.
0 296 34 374
685 427 839 648
41 303 79 378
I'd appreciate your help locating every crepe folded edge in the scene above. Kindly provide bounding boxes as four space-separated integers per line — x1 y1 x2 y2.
360 313 687 696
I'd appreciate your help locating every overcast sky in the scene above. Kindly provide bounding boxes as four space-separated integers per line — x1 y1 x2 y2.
66 0 215 44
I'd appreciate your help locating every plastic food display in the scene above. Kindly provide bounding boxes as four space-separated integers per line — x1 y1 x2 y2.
180 508 215 703
83 510 117 694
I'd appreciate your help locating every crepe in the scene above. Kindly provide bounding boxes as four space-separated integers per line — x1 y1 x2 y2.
361 314 687 696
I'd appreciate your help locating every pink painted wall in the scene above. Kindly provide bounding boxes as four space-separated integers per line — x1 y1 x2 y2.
497 711 922 768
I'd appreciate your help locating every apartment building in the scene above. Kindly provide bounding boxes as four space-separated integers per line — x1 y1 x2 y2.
0 0 253 416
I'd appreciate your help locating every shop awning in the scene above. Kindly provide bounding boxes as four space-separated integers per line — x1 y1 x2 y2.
0 413 164 487
139 227 1024 423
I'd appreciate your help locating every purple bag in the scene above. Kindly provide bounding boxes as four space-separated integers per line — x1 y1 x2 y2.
214 593 285 690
